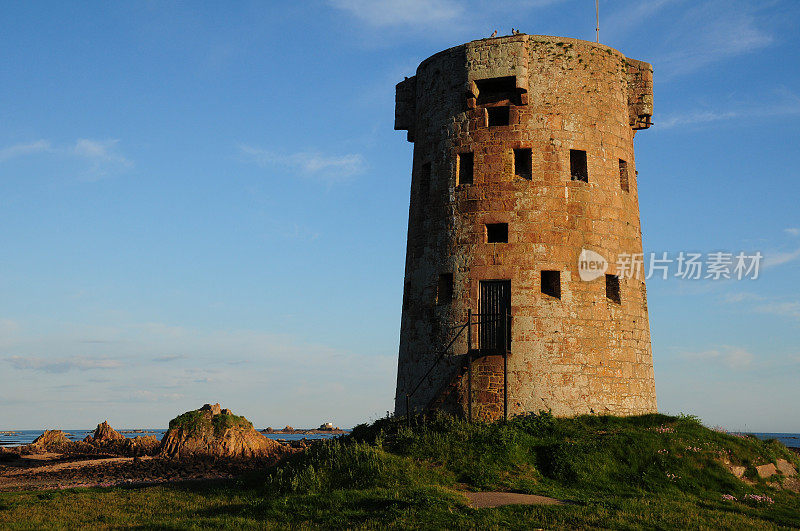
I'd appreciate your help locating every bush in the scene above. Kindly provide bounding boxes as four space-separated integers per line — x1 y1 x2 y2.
264 439 449 495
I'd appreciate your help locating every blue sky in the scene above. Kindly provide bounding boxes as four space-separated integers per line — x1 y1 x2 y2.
1 0 799 432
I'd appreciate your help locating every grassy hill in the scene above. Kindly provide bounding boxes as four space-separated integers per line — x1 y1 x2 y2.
1 413 798 529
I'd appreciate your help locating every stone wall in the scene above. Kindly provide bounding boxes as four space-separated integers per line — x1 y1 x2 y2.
395 35 657 421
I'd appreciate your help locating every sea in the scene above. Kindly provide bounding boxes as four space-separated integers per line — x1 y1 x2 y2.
0 429 344 447
0 430 797 449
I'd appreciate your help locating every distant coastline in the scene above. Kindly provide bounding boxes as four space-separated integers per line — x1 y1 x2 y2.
0 429 794 448
0 428 348 447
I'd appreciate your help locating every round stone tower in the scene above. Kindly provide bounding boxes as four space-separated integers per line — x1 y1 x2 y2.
394 34 657 421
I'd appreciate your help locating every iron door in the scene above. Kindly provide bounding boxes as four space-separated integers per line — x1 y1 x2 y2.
479 280 511 352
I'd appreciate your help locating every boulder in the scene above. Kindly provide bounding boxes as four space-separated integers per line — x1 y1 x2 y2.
160 404 285 458
756 463 778 478
129 435 160 455
776 458 797 477
30 430 71 451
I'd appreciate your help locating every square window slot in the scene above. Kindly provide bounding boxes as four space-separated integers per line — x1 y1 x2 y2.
570 149 588 182
457 152 473 185
619 159 629 192
486 223 508 243
487 106 510 127
541 270 561 299
606 274 621 304
437 273 453 305
514 148 532 180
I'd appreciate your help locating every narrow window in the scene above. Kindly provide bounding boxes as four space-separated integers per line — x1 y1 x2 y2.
606 274 621 304
437 273 453 305
457 152 473 185
420 162 431 194
487 106 510 127
541 270 561 299
514 148 532 180
619 159 629 192
486 223 508 243
570 149 588 182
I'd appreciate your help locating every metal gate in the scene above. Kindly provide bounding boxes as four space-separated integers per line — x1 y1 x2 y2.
479 280 511 352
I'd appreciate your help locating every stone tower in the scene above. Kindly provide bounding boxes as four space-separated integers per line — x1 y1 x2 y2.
394 34 657 421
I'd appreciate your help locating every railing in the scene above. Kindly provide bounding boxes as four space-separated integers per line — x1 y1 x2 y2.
404 308 511 424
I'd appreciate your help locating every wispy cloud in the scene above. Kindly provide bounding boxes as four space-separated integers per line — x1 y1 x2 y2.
328 0 462 28
604 0 678 38
72 139 133 178
4 355 123 373
722 292 765 304
785 228 800 237
681 345 754 369
0 138 132 179
238 144 366 183
0 140 52 162
753 301 800 320
657 1 772 79
152 354 188 363
328 0 566 38
763 248 800 268
658 88 800 129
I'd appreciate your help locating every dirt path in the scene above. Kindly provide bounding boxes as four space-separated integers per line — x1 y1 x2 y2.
0 453 279 492
463 491 565 508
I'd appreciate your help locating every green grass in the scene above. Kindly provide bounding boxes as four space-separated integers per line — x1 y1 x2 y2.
2 413 798 529
168 410 253 437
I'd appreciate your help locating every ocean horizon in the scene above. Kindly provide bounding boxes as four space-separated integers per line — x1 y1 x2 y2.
1 429 797 449
0 429 344 447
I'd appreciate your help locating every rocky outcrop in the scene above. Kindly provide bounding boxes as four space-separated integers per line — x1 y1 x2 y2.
160 404 286 459
75 422 159 457
30 430 71 452
91 421 125 443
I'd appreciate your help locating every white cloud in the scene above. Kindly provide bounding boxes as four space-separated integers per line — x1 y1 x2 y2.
604 0 677 37
785 228 800 237
71 139 133 179
681 345 754 369
753 301 800 320
4 355 123 373
329 0 462 28
0 138 132 179
0 140 52 161
657 1 772 79
152 354 188 363
0 317 397 428
763 248 800 268
722 292 765 304
238 144 366 183
658 88 800 129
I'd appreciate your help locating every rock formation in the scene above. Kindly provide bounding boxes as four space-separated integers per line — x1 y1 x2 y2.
29 430 71 452
160 404 285 458
79 421 159 456
85 421 126 443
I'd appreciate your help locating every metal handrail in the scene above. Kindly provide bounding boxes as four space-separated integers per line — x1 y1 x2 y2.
405 309 512 423
406 321 468 399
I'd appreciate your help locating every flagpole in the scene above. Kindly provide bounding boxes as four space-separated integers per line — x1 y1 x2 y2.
596 0 600 43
